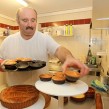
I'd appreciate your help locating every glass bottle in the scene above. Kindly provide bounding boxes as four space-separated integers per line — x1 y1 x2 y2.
86 45 92 64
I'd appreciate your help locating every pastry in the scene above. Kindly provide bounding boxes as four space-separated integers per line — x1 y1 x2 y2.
15 57 32 62
70 93 86 102
65 70 80 82
4 60 17 70
39 73 53 81
52 75 66 84
0 85 39 109
53 72 65 77
17 61 29 70
85 87 95 98
21 58 32 62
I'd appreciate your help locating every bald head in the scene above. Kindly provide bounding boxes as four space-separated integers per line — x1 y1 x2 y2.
16 7 37 40
16 7 37 20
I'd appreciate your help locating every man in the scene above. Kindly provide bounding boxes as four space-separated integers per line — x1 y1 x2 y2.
0 7 89 86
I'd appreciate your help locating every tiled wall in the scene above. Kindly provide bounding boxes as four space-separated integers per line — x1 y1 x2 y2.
38 10 109 75
0 23 19 30
53 24 91 63
40 18 91 27
0 16 19 36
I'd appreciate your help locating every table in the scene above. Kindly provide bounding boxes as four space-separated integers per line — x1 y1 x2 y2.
35 80 88 109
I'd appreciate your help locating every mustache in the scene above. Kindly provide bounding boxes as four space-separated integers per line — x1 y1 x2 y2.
26 26 33 30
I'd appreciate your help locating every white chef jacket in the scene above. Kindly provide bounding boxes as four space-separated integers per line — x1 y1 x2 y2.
0 31 60 86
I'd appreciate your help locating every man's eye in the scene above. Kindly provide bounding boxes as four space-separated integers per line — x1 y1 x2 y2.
22 19 28 22
31 19 36 22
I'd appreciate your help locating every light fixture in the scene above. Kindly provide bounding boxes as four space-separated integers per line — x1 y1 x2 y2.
96 17 109 20
16 0 28 7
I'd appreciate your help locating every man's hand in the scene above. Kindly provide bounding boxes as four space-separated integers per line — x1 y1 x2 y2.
55 46 89 76
61 57 89 76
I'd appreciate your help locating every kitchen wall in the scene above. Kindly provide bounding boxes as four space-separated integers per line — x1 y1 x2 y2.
38 9 92 59
38 8 109 75
0 16 18 36
38 8 92 23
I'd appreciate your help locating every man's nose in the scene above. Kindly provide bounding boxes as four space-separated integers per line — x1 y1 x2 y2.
27 21 32 26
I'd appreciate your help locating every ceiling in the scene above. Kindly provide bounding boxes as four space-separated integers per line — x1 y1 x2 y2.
0 0 92 20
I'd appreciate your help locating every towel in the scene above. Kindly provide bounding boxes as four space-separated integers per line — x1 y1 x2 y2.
91 79 109 92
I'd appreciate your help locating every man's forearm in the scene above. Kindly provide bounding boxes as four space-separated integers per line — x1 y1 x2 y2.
55 46 74 63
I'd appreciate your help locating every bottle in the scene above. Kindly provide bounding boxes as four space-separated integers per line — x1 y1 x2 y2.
91 56 96 65
86 45 92 64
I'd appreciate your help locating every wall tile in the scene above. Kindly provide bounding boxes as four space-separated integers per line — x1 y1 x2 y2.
40 18 91 27
0 23 19 30
85 19 91 24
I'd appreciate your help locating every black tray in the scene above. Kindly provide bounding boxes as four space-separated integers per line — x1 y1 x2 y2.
1 60 46 72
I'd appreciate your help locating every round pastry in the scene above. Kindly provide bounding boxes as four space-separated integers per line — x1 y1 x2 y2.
15 58 25 62
21 58 32 62
39 73 53 81
29 60 42 69
4 60 17 70
65 70 80 82
0 85 39 109
53 72 65 77
15 58 32 62
29 60 46 69
40 92 51 109
70 93 86 102
52 75 66 84
85 87 95 98
17 61 29 71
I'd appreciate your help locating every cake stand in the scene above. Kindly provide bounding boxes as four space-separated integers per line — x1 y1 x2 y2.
35 80 88 109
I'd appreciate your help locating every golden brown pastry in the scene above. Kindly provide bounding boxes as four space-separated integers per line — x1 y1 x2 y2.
4 60 17 70
65 70 80 82
15 57 32 62
52 75 66 84
0 85 39 109
39 73 53 81
70 93 86 102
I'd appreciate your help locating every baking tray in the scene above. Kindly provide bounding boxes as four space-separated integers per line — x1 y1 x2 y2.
1 60 46 72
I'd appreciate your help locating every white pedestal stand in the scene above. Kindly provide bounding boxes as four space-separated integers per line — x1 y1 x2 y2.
35 80 88 109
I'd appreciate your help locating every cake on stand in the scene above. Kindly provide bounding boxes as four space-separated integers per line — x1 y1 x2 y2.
35 80 88 109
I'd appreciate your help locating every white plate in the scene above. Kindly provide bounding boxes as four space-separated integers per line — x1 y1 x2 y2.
0 94 45 109
35 80 88 96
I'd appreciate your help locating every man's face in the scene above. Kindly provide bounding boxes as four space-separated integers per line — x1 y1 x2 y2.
17 8 37 37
